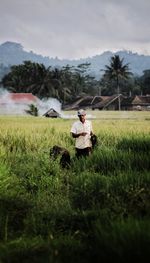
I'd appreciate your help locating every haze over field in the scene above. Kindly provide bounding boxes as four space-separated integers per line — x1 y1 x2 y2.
0 89 61 116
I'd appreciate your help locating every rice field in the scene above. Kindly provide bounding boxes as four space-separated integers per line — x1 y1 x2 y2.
0 111 150 263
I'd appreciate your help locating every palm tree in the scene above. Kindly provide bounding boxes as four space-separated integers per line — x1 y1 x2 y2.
25 104 38 116
103 55 132 110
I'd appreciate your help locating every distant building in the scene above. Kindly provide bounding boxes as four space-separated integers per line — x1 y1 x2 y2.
92 95 124 110
63 95 150 111
63 95 124 111
121 95 150 111
0 92 38 115
43 108 61 118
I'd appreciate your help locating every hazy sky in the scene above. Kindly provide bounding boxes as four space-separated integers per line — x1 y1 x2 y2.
0 0 150 59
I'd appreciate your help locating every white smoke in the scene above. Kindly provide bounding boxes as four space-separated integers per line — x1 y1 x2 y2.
0 89 29 115
37 97 61 116
0 89 62 116
0 89 96 119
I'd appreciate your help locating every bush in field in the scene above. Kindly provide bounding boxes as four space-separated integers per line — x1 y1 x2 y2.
25 104 39 116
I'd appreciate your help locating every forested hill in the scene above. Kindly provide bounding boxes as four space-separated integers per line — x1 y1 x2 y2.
1 41 150 77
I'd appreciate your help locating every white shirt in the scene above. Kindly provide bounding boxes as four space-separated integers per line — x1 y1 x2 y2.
71 120 93 149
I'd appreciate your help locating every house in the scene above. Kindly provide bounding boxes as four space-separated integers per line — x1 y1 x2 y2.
121 95 150 110
63 96 103 110
0 92 38 115
63 94 150 111
43 108 61 118
92 95 124 110
9 93 37 103
63 95 124 111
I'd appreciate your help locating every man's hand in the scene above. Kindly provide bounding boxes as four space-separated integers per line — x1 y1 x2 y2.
80 132 87 136
71 132 87 138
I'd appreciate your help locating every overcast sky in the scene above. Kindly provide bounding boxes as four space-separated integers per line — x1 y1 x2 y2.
0 0 150 59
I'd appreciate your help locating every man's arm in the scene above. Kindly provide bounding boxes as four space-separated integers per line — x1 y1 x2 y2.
71 132 87 138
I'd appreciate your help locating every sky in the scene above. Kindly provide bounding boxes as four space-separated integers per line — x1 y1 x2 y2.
0 0 150 59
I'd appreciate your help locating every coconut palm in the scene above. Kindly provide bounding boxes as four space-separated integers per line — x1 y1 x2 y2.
25 104 38 116
103 55 132 110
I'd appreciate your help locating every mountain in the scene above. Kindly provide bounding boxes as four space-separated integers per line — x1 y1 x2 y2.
0 41 54 67
1 41 150 79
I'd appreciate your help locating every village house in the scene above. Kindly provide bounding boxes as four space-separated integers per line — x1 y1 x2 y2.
43 108 61 118
63 95 150 111
121 95 150 111
1 93 150 115
63 95 124 111
63 96 103 110
0 92 38 115
91 95 124 110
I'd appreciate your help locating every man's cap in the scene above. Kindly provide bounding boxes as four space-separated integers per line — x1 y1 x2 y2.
77 109 86 116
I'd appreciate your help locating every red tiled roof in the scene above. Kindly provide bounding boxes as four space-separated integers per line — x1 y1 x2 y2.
9 93 37 102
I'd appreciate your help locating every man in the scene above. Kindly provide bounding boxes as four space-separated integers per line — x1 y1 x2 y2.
70 109 93 158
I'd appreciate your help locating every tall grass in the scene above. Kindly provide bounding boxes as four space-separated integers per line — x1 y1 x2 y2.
0 113 150 262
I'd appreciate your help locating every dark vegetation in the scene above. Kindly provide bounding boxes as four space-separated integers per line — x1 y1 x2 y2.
0 122 150 263
1 55 150 105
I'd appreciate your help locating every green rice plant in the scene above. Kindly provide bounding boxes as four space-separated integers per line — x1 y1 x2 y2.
70 171 110 210
108 171 150 218
84 146 150 173
90 147 127 173
0 218 150 263
117 134 150 152
110 171 150 192
0 234 88 263
91 218 150 263
0 114 150 262
0 195 32 241
24 195 72 237
4 151 64 196
0 162 27 197
0 236 53 263
0 163 32 240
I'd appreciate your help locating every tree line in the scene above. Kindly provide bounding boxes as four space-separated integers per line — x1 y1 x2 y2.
1 55 150 104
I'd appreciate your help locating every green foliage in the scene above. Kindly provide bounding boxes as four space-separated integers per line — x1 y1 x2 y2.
2 57 149 100
92 218 150 263
2 61 99 103
0 162 31 241
117 135 150 152
101 55 133 100
25 104 39 116
104 55 131 78
140 69 150 95
0 116 150 262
